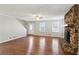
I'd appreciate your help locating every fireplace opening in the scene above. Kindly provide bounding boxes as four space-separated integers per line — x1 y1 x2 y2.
64 26 70 43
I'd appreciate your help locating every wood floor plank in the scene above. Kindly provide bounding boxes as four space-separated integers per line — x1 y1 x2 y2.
0 35 74 55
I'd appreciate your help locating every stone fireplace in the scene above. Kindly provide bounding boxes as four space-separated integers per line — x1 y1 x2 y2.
62 4 79 54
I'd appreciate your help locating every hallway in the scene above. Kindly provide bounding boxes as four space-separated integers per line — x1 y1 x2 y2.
0 35 73 55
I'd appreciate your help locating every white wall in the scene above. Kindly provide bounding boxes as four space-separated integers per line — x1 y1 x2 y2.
0 15 26 43
22 19 64 38
34 20 64 37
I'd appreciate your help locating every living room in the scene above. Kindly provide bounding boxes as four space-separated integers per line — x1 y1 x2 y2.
0 4 79 55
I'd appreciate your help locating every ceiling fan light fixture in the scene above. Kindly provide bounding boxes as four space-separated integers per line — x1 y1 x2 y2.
34 14 44 21
35 15 40 20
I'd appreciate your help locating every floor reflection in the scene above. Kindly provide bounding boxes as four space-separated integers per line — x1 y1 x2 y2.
52 39 59 54
27 36 34 54
39 37 45 54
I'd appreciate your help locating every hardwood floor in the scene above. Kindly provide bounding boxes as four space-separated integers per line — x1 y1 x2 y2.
0 35 74 55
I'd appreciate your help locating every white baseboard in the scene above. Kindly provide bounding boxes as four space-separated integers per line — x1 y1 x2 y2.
0 36 26 43
28 34 64 38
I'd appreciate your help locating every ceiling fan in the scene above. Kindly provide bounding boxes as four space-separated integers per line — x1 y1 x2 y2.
23 14 45 21
35 15 43 21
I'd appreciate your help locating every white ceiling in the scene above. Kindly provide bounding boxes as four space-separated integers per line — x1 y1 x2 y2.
0 4 73 21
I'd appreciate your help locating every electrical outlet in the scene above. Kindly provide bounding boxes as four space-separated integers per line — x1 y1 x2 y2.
9 37 12 39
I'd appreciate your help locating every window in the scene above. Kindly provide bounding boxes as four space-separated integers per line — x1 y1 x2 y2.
39 22 45 32
52 22 59 32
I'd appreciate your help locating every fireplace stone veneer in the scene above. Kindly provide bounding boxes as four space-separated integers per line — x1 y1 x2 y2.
62 4 79 54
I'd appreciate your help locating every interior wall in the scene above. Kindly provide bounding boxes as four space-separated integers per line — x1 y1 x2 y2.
18 20 28 34
0 15 26 43
21 19 64 38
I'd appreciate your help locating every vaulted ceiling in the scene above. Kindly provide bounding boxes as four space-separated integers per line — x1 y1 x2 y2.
0 4 73 21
